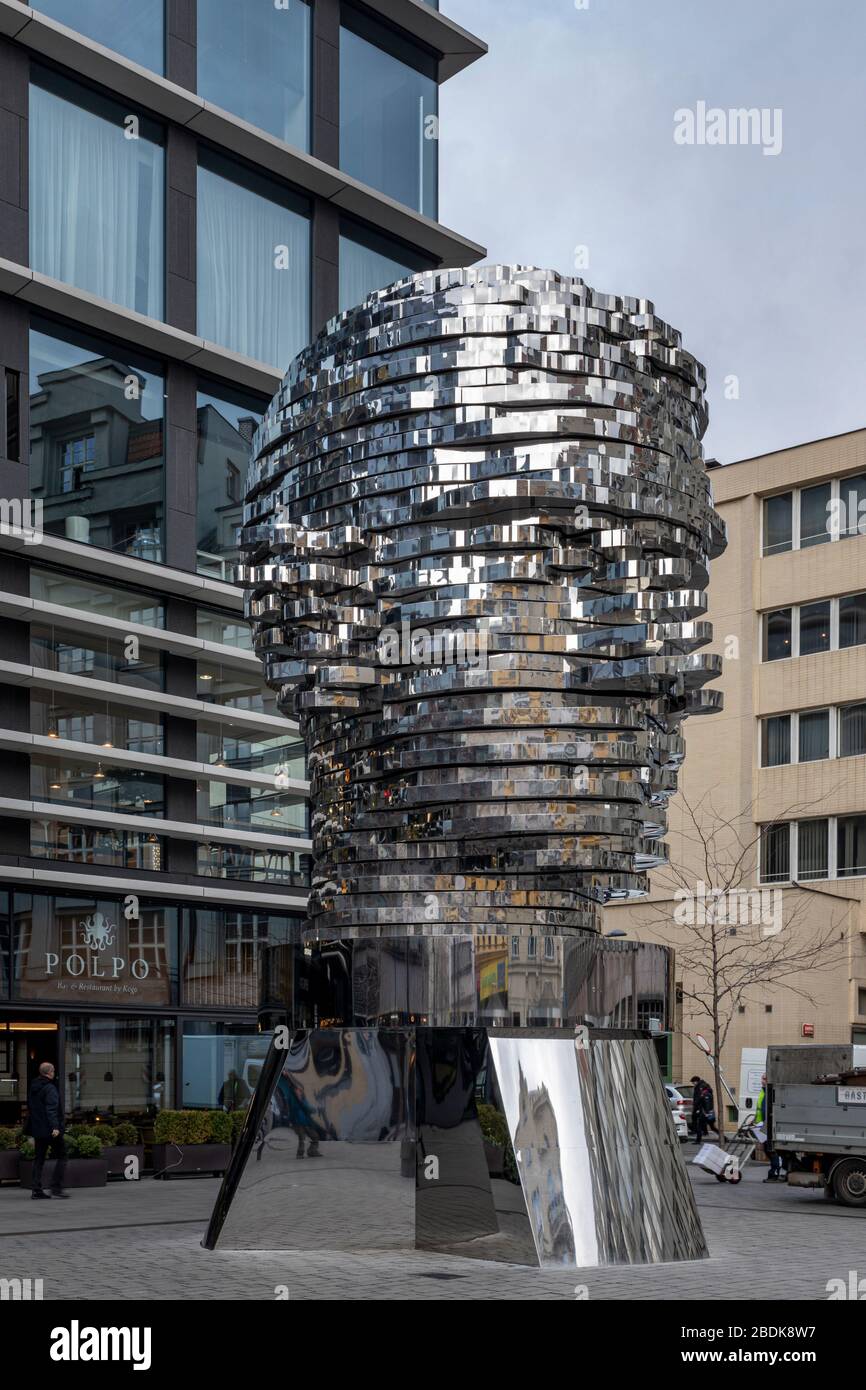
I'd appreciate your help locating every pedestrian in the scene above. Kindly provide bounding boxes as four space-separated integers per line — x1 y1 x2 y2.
218 1069 250 1112
691 1075 719 1144
756 1073 785 1182
26 1062 68 1200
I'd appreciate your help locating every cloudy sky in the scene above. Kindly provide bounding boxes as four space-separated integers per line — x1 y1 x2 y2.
440 0 865 465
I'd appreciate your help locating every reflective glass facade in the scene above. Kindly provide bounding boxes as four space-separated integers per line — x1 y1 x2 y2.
30 320 165 561
196 386 265 579
339 222 433 311
340 10 438 216
32 0 165 74
30 70 165 318
197 151 310 369
197 0 310 149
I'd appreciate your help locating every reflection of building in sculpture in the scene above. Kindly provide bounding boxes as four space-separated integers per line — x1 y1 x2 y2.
507 934 563 1028
513 1070 575 1263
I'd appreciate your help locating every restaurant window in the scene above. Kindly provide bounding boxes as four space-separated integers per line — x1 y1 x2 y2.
197 0 310 149
29 321 165 561
30 69 164 318
182 909 298 1009
181 1019 271 1111
762 493 792 556
762 609 792 661
760 715 790 767
340 8 438 217
12 893 176 1006
31 0 165 73
65 1016 174 1120
197 150 310 370
339 221 433 312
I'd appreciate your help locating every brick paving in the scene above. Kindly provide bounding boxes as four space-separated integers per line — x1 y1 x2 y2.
0 1155 863 1300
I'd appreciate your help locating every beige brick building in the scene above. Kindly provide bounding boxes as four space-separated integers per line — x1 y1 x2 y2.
608 429 866 1116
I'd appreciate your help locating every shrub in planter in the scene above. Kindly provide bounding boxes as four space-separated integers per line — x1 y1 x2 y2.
151 1109 230 1178
229 1110 247 1146
208 1110 233 1145
477 1103 519 1184
115 1122 139 1147
19 1131 108 1188
90 1125 117 1149
0 1127 21 1182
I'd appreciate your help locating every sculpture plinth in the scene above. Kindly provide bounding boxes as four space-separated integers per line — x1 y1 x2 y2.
204 267 725 1267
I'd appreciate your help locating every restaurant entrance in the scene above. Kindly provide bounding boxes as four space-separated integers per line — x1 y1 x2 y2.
0 1013 60 1127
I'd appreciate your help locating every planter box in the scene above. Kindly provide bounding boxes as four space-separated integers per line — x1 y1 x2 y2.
103 1145 145 1179
20 1158 107 1189
483 1141 506 1176
151 1142 230 1178
0 1150 19 1183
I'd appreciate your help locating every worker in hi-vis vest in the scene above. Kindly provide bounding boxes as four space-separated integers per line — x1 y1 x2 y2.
756 1074 785 1182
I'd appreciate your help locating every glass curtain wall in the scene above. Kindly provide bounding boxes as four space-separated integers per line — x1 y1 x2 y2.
197 150 310 370
197 0 310 148
30 69 165 318
339 221 433 311
31 0 165 73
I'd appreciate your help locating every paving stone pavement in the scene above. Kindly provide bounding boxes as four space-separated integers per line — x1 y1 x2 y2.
0 1159 863 1300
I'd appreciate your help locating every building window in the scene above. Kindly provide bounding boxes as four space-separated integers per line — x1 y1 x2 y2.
763 475 866 555
31 0 165 74
29 567 165 628
798 709 829 763
839 593 866 648
340 8 438 217
799 600 831 656
196 383 265 579
30 69 165 319
31 689 163 754
510 935 520 959
761 714 791 767
197 151 310 370
760 823 790 883
30 319 165 561
544 936 555 960
527 935 537 959
182 910 297 1010
798 819 828 881
197 0 310 149
762 608 792 661
799 482 831 548
32 624 164 691
838 816 866 878
339 221 433 312
839 705 866 759
762 493 792 556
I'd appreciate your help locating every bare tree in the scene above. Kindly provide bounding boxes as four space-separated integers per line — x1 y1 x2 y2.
634 791 850 1145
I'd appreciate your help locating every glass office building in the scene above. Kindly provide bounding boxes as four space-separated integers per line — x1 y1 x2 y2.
0 0 485 1137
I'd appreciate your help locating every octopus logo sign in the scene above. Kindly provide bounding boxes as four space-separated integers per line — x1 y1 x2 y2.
80 912 116 952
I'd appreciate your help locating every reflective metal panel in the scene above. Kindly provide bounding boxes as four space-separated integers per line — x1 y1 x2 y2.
205 1029 414 1252
489 1034 707 1266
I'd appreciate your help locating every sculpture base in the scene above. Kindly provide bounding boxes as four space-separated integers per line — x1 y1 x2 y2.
203 1028 707 1268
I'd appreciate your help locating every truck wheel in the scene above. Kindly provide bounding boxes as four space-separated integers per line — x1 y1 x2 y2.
832 1159 866 1208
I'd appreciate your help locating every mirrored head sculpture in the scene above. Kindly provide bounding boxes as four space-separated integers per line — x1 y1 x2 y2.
204 266 725 1268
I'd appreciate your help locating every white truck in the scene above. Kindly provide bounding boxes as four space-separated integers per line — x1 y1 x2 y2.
768 1044 866 1207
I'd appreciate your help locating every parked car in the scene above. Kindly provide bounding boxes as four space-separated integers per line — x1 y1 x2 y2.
665 1084 691 1141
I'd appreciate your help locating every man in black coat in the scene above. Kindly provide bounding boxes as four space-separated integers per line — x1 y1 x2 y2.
27 1062 68 1199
